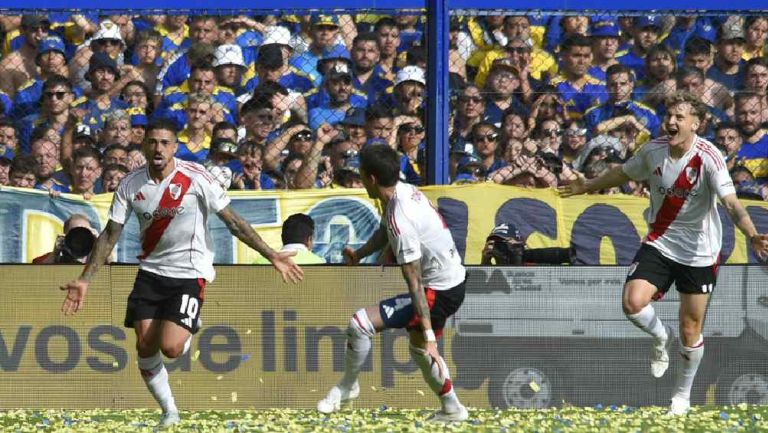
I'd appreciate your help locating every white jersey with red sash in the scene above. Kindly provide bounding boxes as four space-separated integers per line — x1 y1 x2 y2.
622 136 736 267
108 159 231 281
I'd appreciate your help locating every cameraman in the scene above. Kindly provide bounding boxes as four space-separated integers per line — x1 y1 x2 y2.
32 214 97 264
481 222 575 265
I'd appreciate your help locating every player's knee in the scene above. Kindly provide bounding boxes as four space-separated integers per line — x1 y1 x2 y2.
622 293 648 315
679 319 703 346
160 342 185 359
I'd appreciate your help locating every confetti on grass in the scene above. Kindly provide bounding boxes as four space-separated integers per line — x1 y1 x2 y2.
1 406 768 432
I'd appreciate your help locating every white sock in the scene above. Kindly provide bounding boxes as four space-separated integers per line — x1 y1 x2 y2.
673 336 704 401
339 309 375 389
409 344 461 413
138 352 178 413
627 304 668 344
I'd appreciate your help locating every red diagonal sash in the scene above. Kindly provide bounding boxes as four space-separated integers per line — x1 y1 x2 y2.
138 171 192 260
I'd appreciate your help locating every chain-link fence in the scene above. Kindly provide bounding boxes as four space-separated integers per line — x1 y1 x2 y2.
448 11 768 200
1 11 767 199
0 11 429 194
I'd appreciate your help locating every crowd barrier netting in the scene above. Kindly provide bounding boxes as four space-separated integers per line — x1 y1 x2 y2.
1 264 768 409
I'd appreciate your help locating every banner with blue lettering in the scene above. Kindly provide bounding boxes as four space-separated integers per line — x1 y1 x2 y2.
2 184 767 264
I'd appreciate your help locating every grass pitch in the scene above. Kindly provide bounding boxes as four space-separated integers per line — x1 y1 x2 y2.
1 405 766 432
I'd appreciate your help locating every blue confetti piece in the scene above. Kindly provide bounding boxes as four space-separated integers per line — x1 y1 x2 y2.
720 412 730 420
42 419 50 426
379 405 388 411
240 354 251 362
610 405 618 411
226 420 237 429
414 421 422 428
594 404 604 410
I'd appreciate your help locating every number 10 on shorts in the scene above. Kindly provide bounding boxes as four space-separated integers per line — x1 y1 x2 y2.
701 284 713 293
180 294 199 328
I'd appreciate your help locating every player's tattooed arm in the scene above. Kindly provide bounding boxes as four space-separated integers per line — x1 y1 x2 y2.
80 220 124 282
401 260 433 332
722 194 758 238
218 205 277 261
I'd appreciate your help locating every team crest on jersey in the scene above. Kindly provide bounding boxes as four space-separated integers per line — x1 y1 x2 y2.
169 183 183 200
685 167 699 184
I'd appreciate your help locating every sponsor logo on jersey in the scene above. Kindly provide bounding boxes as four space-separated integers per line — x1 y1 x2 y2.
143 206 186 220
658 186 698 198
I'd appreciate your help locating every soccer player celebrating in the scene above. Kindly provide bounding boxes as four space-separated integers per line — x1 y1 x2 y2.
560 90 768 415
317 144 469 422
59 119 303 427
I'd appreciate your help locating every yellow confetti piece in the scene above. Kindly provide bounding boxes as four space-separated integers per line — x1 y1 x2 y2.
112 361 119 368
231 392 238 402
211 396 218 401
417 390 425 396
310 389 317 393
258 378 263 383
192 350 200 361
246 329 252 334
529 381 540 392
371 386 377 391
217 375 223 380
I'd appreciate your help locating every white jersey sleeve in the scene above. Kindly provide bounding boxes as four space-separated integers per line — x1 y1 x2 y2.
107 176 133 224
196 168 231 214
387 205 422 265
622 141 654 181
705 150 736 199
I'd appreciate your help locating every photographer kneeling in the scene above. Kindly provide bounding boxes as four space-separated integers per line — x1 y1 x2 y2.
481 222 575 265
32 214 97 264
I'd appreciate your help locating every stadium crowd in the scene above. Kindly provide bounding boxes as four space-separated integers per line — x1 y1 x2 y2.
0 13 766 199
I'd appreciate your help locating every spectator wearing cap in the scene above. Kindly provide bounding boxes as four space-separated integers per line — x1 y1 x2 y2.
743 16 768 61
12 35 80 121
230 140 276 190
100 109 132 148
544 14 590 55
340 107 367 149
617 16 663 81
374 17 402 82
333 154 363 188
351 32 394 103
218 15 267 62
18 75 73 154
31 131 69 194
69 20 127 93
708 20 747 91
175 93 215 163
250 81 305 131
550 35 608 121
483 58 530 126
73 52 129 131
290 15 348 85
155 62 237 131
474 17 558 89
584 64 660 143
396 115 426 185
213 44 248 97
0 15 50 96
100 163 128 193
588 16 622 82
744 57 768 123
315 44 354 85
383 65 425 117
308 63 365 129
452 154 485 185
293 123 339 189
9 155 37 188
242 44 314 96
125 106 149 146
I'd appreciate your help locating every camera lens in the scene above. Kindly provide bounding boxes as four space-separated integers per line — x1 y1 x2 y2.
64 227 96 258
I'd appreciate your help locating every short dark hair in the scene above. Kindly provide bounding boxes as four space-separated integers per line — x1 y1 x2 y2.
746 56 768 72
212 121 237 137
42 74 73 93
560 34 592 53
102 163 129 176
359 144 400 187
73 146 102 165
606 64 635 82
10 155 36 177
103 143 127 156
684 36 712 57
146 119 178 136
281 213 315 245
190 61 216 76
715 121 739 133
353 32 379 47
241 96 274 116
365 103 394 122
375 17 398 33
